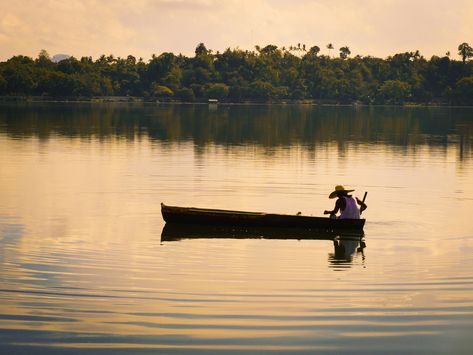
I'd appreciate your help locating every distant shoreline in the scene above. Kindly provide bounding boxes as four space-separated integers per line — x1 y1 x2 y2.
0 95 468 108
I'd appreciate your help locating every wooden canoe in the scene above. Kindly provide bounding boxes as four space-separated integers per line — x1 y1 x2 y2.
161 203 365 231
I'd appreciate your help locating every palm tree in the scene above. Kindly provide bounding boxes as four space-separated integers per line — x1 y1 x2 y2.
327 43 334 57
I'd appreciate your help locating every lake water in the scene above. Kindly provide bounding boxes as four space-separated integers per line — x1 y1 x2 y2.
1 103 473 354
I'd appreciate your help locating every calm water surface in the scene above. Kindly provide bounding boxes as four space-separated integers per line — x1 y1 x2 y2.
1 103 473 354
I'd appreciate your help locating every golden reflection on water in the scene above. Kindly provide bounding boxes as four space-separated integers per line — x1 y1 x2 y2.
1 135 472 243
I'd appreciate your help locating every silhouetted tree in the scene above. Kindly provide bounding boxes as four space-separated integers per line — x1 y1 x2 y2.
339 46 351 59
307 46 320 57
458 42 473 63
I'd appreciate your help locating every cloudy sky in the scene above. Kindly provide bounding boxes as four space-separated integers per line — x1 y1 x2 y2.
1 0 472 61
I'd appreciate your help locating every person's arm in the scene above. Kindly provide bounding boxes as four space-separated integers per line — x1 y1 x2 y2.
324 198 345 215
356 197 367 213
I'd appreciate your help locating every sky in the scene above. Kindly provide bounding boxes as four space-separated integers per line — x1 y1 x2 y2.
0 0 472 61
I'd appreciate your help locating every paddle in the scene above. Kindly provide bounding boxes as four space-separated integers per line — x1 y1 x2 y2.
359 191 368 215
357 191 368 250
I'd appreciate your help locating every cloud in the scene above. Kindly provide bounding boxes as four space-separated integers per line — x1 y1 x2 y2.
0 0 471 60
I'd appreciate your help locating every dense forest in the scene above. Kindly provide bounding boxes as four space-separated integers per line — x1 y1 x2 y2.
0 43 472 105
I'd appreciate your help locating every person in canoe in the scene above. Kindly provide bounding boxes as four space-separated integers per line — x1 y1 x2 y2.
324 185 367 219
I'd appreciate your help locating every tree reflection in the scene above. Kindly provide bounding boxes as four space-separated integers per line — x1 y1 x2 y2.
0 103 472 160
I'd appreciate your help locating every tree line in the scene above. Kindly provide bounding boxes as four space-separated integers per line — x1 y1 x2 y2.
0 43 472 105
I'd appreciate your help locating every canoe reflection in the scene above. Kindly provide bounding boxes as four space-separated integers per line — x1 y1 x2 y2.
161 223 365 242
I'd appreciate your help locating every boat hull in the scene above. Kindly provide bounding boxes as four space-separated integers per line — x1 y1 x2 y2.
161 203 365 231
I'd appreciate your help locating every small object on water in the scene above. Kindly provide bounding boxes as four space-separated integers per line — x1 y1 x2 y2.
296 211 302 216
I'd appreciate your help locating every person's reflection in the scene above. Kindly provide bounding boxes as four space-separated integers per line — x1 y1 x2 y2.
329 237 366 267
